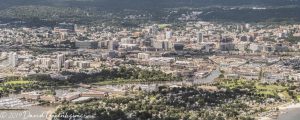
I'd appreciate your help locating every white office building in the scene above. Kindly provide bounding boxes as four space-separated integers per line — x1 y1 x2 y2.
9 52 18 67
57 54 65 70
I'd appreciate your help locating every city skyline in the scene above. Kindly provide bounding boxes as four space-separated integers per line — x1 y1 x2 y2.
0 0 300 120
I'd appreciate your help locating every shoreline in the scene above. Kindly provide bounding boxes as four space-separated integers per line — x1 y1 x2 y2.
278 103 300 110
258 102 300 120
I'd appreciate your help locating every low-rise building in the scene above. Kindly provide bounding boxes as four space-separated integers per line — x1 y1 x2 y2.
40 95 58 103
21 91 41 100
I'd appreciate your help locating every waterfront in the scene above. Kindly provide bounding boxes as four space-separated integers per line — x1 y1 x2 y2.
0 95 55 120
0 106 55 120
278 107 300 120
0 69 221 120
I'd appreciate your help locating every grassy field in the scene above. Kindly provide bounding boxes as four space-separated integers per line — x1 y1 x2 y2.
4 80 33 85
255 83 289 98
0 80 35 92
93 79 143 86
158 24 171 29
255 84 287 91
219 79 291 99
92 78 172 86
279 91 292 100
220 79 249 89
297 95 300 101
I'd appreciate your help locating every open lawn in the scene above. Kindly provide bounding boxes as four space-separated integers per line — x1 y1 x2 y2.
158 24 171 29
278 91 292 100
219 79 291 99
297 95 300 101
4 80 34 85
93 79 143 85
257 91 275 96
255 84 287 91
220 79 250 89
92 78 171 86
255 84 289 98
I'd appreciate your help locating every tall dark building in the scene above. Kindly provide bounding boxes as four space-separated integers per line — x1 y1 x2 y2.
174 43 185 51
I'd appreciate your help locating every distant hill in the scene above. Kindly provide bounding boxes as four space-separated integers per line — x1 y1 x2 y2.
0 0 300 10
1 0 300 25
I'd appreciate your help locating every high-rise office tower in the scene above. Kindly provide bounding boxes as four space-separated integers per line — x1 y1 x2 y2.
9 52 18 67
57 54 65 70
165 31 172 40
108 40 119 50
197 32 203 43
